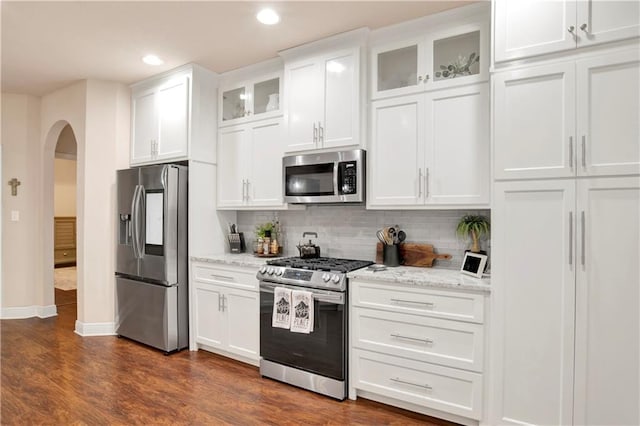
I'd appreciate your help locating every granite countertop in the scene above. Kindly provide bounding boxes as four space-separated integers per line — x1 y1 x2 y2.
347 265 491 293
190 253 271 269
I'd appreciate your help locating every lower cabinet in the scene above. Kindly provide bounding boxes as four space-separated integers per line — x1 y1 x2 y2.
190 261 259 365
349 279 488 424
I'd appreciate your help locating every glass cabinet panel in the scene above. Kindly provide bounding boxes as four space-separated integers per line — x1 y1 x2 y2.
432 31 481 82
377 45 419 92
253 78 280 116
222 87 247 122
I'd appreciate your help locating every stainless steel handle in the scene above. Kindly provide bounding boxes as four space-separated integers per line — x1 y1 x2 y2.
211 274 235 282
318 122 324 144
425 168 430 198
313 123 318 144
418 75 423 82
390 333 434 345
221 294 226 312
218 293 222 311
137 185 145 259
259 283 345 305
569 136 574 170
569 212 573 266
581 211 586 266
246 179 251 202
130 185 140 258
390 377 432 390
581 135 586 168
568 25 575 33
580 23 588 32
390 298 435 308
424 74 430 82
418 168 423 197
242 179 247 202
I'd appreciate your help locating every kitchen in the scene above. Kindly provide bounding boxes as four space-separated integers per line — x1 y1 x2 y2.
3 4 637 423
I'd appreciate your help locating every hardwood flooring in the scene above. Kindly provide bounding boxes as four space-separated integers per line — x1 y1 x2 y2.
1 294 458 425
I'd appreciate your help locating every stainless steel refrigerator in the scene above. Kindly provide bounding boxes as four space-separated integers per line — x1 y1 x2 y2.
115 164 188 353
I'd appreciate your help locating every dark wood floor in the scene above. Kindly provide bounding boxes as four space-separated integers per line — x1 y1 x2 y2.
1 290 458 425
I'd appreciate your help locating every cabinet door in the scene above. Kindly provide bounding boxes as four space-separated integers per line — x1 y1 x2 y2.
491 180 575 426
494 0 576 62
322 49 359 149
252 75 282 120
131 89 157 165
368 95 424 207
225 288 259 361
284 59 322 152
576 0 640 47
573 177 640 426
157 75 189 160
217 126 249 207
248 119 283 206
425 84 489 206
577 50 640 177
194 285 226 348
220 85 248 125
371 38 425 99
494 63 576 180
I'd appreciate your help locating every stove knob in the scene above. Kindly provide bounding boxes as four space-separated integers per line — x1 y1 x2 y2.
267 267 275 275
322 273 331 282
331 274 341 284
275 268 283 276
259 266 267 275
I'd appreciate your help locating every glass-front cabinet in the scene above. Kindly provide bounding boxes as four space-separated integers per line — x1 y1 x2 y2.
371 22 488 99
219 73 282 126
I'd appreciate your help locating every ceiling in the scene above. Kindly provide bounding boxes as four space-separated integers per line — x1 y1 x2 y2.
2 1 477 96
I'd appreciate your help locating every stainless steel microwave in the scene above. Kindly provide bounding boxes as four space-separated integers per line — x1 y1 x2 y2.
283 149 366 204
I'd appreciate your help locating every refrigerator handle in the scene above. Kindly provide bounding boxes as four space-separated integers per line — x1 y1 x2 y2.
136 185 146 259
130 185 140 259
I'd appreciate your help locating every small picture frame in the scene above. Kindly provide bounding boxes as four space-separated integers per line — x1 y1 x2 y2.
460 252 488 278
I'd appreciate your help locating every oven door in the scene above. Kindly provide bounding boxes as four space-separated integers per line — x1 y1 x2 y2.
259 282 346 381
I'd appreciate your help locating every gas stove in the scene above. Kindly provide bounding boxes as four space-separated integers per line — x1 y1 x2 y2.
257 256 374 292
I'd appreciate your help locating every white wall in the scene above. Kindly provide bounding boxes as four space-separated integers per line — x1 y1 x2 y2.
1 94 42 311
54 158 76 216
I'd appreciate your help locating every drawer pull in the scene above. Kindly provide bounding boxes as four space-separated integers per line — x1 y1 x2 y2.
390 377 433 390
210 274 235 282
390 333 434 345
390 298 435 308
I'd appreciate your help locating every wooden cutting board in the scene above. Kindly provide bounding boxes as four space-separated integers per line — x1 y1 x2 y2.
375 242 452 267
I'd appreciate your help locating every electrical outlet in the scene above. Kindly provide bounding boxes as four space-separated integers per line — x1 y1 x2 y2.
11 210 19 222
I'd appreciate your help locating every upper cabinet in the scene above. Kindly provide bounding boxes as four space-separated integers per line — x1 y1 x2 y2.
219 72 282 127
494 0 640 63
371 22 489 99
281 29 367 153
130 64 218 166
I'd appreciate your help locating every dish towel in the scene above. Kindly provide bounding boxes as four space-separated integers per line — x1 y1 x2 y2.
290 290 314 334
272 287 292 329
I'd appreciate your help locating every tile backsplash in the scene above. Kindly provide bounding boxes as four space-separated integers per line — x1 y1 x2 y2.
236 206 491 270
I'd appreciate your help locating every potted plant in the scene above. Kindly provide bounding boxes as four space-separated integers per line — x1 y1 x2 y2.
456 215 490 253
254 221 275 239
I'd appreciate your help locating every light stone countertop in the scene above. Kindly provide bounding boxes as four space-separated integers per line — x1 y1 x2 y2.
347 265 491 293
190 253 271 270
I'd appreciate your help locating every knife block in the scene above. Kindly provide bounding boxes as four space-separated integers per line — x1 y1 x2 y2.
228 233 246 253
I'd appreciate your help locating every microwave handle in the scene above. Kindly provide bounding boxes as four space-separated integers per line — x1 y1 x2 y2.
333 162 340 196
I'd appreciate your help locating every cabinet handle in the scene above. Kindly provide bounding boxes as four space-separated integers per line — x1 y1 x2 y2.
246 180 250 202
425 168 430 198
568 25 575 34
241 179 246 201
318 122 324 144
390 333 434 345
221 294 226 312
569 136 574 170
424 74 430 82
418 168 422 197
390 377 432 390
580 23 588 32
581 210 586 267
569 211 573 266
313 123 318 144
581 135 587 168
218 293 222 311
418 75 423 82
390 298 435 308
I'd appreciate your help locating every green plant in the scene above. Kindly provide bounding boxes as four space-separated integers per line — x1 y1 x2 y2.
456 215 490 253
254 221 275 239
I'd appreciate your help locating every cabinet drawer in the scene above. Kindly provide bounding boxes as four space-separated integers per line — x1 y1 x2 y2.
54 248 76 264
352 307 483 372
351 281 484 323
192 263 258 291
352 349 482 420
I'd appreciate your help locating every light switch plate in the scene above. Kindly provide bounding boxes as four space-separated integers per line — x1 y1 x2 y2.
11 210 19 221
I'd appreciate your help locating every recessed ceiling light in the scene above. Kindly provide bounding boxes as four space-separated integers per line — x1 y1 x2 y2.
257 8 280 25
142 55 164 66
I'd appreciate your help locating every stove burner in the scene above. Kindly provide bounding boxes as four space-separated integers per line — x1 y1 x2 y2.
266 256 374 273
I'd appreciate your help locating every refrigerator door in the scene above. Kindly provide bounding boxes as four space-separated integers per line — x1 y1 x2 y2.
138 164 180 285
116 168 140 277
116 277 179 352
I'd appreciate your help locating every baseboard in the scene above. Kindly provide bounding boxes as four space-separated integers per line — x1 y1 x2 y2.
1 305 58 319
74 320 116 336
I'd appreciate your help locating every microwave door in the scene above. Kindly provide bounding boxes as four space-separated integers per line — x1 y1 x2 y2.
138 165 179 285
116 168 140 277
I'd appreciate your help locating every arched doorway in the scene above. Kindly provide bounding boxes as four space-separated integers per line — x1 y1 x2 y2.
53 124 78 326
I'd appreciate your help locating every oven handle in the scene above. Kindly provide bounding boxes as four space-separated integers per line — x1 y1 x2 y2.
259 282 345 305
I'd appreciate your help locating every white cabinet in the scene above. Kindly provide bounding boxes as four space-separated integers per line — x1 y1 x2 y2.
371 21 488 100
190 262 260 365
130 64 217 166
369 83 490 209
350 280 487 422
490 176 640 425
283 47 361 152
494 0 640 62
494 49 639 180
219 72 282 126
217 118 283 209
